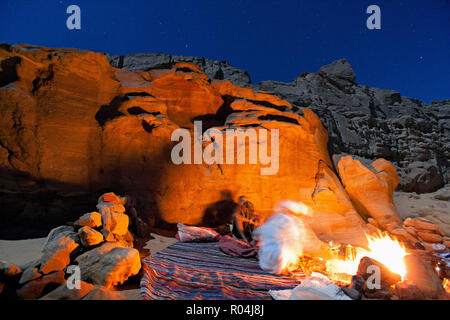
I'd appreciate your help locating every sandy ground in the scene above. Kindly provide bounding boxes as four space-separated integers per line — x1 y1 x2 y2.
1 185 449 299
394 184 450 235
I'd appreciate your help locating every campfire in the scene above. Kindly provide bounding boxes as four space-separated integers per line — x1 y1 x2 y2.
285 226 449 300
325 231 408 285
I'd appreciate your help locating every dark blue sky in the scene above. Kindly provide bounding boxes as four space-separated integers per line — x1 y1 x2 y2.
0 0 449 103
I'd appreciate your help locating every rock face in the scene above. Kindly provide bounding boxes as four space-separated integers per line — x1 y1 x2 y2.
74 242 141 288
257 59 449 194
110 55 449 194
107 52 251 86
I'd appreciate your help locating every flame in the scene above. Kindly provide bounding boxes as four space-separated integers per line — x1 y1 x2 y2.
443 278 450 294
325 231 409 284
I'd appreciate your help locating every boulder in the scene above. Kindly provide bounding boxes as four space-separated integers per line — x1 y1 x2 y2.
81 286 126 300
394 281 425 300
39 226 80 274
0 260 21 279
99 192 125 204
407 217 445 234
97 202 126 214
16 270 66 300
75 212 102 228
78 226 104 247
416 231 443 244
404 254 445 299
19 267 42 285
39 280 95 300
101 210 129 236
336 156 402 230
74 242 141 288
390 228 419 244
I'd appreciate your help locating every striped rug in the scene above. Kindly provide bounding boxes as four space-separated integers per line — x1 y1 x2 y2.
140 241 306 300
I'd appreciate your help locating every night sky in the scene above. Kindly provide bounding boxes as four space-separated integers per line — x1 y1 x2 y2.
0 0 449 103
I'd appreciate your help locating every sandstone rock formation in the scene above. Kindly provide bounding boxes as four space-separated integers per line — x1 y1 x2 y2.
0 44 374 246
110 54 449 194
107 52 251 86
257 59 449 194
336 155 402 230
74 242 141 288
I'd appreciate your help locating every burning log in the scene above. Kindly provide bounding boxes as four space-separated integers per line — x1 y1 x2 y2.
404 254 446 299
357 256 401 287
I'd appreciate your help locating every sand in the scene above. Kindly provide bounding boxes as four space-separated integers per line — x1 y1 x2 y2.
394 184 450 235
0 237 46 267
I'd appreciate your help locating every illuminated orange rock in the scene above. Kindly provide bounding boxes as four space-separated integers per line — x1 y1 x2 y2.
336 156 402 230
149 64 224 128
211 80 293 110
39 280 95 300
76 212 102 228
404 254 445 299
74 242 141 288
39 226 80 274
0 44 119 192
16 270 66 300
78 226 104 247
0 45 371 246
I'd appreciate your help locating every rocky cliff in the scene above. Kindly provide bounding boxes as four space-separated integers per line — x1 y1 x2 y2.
0 44 371 245
108 53 449 194
0 43 447 240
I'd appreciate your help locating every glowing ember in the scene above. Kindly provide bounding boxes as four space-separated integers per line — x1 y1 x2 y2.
325 231 409 284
